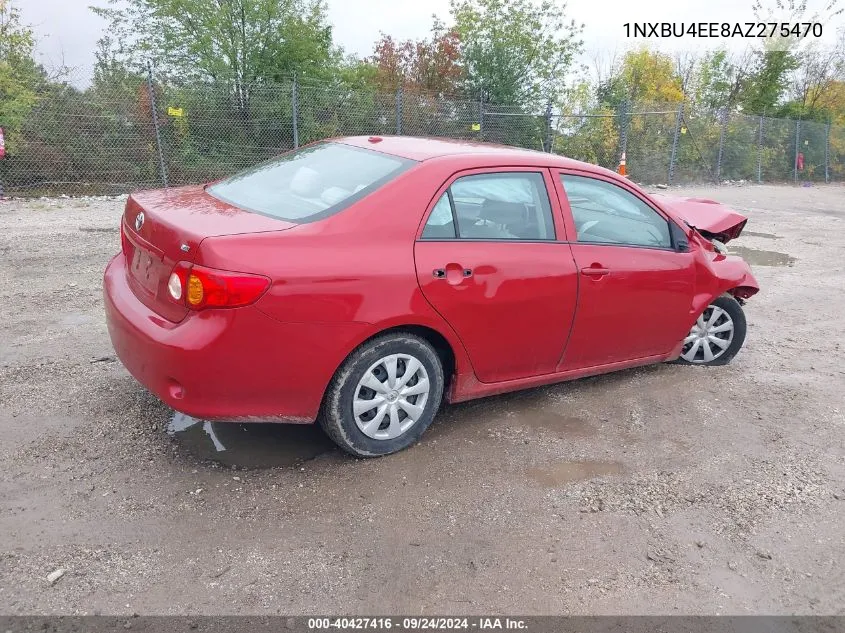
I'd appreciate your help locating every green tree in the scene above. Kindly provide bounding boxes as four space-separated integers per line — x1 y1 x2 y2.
450 0 583 105
690 50 755 113
92 0 338 111
739 50 799 114
0 0 41 153
738 0 842 114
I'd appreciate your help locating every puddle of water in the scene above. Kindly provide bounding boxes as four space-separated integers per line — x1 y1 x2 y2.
728 245 796 267
517 411 595 437
527 461 624 487
429 392 595 443
167 413 334 468
742 231 780 240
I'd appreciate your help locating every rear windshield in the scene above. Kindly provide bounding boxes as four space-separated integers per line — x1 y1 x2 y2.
207 142 414 222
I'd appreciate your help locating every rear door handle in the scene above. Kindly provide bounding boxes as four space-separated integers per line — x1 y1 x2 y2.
433 266 473 281
581 266 610 277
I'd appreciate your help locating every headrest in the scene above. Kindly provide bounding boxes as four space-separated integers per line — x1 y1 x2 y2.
481 199 526 225
289 166 323 197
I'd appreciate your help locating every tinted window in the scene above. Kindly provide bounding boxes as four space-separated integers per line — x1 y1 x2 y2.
208 142 413 222
561 175 671 248
422 172 555 240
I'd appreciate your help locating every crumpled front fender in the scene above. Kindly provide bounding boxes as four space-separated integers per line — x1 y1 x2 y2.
713 254 759 297
691 253 759 318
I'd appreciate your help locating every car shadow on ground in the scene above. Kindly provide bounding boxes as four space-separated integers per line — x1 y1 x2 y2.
161 362 675 470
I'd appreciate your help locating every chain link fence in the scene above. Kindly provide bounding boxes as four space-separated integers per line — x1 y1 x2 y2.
2 70 844 197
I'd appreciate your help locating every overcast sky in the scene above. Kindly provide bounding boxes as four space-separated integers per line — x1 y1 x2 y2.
19 0 845 85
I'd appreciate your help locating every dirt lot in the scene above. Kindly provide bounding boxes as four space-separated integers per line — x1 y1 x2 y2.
1 184 844 616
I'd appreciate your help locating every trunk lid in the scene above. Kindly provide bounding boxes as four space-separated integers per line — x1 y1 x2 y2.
651 194 747 243
122 185 294 321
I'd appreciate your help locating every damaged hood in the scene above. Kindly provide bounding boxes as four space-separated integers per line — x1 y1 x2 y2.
651 194 747 243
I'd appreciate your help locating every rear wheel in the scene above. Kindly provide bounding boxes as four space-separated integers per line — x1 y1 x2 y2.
319 333 445 457
675 294 747 366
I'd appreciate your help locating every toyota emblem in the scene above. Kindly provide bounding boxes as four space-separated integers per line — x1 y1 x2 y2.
135 212 145 231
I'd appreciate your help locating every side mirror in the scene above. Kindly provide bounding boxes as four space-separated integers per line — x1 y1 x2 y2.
670 221 689 252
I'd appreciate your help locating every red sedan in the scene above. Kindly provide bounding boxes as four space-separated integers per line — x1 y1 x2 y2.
104 137 759 456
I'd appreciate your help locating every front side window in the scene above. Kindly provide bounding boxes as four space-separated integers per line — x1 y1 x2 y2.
561 175 671 248
421 172 555 240
208 142 413 222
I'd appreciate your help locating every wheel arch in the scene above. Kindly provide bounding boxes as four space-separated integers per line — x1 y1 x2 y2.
319 318 474 411
376 325 455 387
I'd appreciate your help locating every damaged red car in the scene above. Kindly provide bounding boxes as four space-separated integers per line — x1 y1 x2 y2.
104 137 759 456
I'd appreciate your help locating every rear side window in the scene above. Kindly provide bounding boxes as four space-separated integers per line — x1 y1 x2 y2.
208 143 414 222
421 172 555 240
421 194 456 239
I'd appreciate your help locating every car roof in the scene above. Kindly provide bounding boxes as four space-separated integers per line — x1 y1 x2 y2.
337 135 609 173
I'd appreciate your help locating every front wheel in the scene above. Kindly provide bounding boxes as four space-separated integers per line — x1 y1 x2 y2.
675 294 747 366
319 333 445 457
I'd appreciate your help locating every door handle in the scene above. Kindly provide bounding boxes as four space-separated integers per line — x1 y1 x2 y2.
433 266 472 281
581 265 610 277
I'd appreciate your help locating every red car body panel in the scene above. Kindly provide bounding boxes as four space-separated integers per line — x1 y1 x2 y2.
121 187 296 322
104 136 759 424
549 170 698 369
416 240 578 382
105 254 371 422
414 167 578 383
560 244 696 369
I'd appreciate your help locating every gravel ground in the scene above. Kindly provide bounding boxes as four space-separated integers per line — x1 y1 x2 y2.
0 185 844 615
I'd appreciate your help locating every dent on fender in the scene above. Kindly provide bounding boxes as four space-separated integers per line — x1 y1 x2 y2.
691 251 760 316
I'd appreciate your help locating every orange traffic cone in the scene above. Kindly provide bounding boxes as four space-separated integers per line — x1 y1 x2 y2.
617 152 627 177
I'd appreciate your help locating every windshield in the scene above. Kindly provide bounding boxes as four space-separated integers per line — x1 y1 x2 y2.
208 142 414 222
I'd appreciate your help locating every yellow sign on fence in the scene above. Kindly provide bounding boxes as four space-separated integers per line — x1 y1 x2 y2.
471 123 481 132
167 107 184 117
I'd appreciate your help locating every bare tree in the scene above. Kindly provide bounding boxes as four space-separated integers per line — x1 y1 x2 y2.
589 47 620 88
673 50 701 97
789 27 845 113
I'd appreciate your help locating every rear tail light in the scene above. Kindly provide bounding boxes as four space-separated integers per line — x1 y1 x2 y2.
166 262 270 310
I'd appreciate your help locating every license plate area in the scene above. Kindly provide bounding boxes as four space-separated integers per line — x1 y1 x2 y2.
130 246 159 294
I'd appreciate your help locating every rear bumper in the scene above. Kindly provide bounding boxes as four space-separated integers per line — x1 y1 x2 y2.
104 254 363 422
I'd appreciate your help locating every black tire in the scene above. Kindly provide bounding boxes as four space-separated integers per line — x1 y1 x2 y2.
318 333 445 457
674 294 747 366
